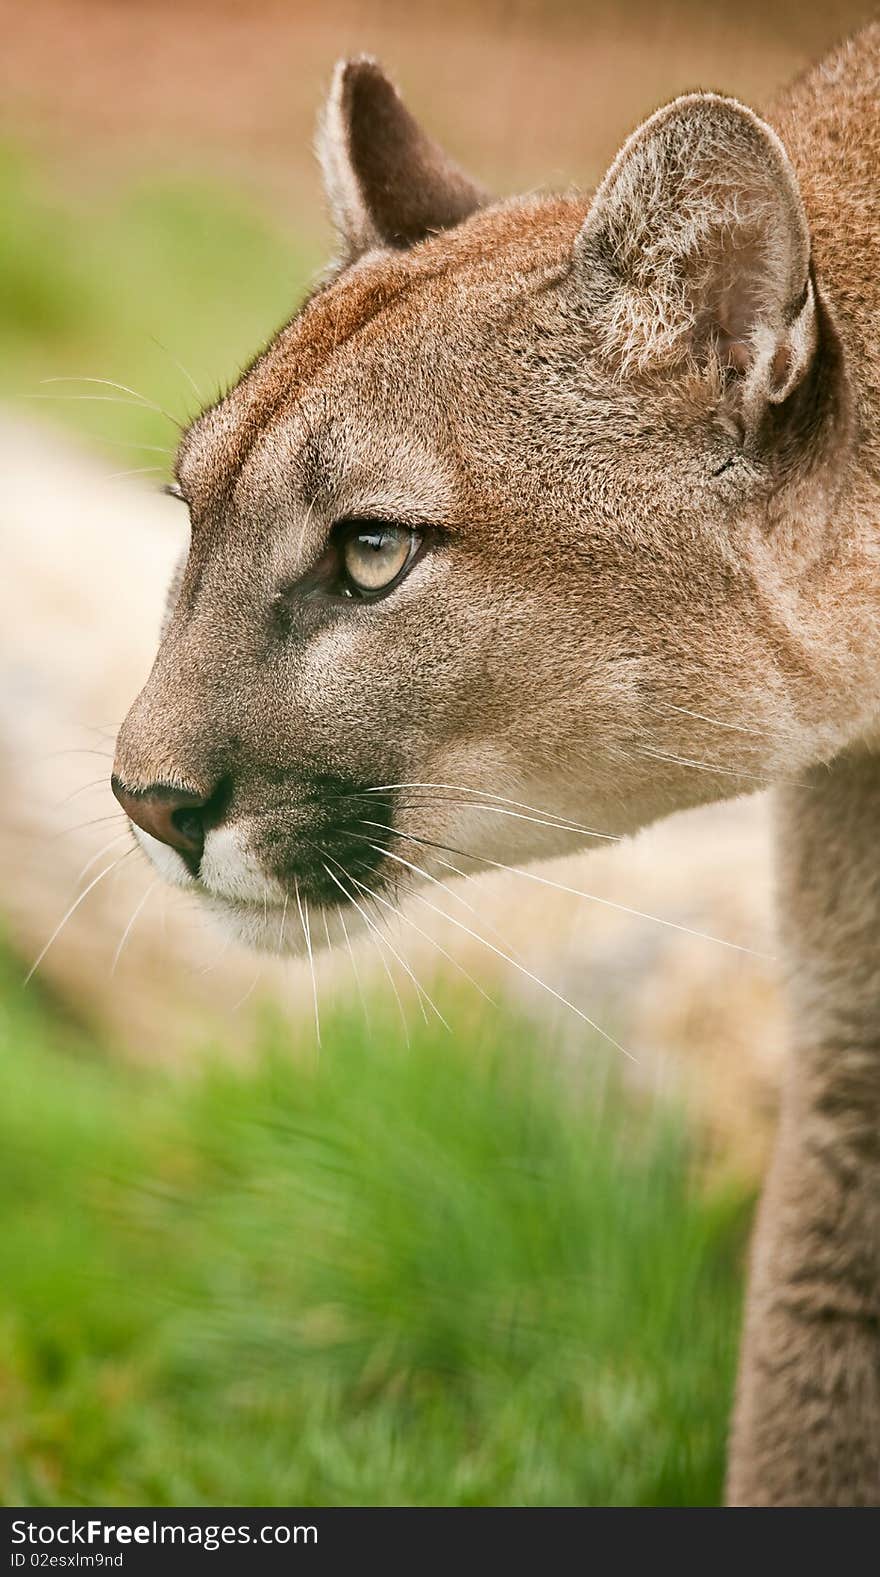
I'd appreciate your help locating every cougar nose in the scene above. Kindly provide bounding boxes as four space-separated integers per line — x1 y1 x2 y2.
111 775 208 868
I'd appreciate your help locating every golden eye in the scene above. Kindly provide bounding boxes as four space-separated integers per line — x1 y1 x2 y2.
341 523 417 596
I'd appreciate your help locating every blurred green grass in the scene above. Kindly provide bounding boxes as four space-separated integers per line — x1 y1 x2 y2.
0 145 324 471
0 952 749 1507
0 145 752 1507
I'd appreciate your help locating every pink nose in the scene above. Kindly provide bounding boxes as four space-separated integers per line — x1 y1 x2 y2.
111 775 207 867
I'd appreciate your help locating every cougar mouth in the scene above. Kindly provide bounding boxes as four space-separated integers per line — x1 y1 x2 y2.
121 777 400 951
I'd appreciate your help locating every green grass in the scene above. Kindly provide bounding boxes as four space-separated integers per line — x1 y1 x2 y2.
0 950 750 1507
0 145 324 470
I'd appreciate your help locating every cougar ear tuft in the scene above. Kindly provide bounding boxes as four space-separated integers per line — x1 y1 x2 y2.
317 57 488 263
575 93 818 427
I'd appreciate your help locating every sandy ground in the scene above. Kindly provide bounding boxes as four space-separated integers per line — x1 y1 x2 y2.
1 414 784 1173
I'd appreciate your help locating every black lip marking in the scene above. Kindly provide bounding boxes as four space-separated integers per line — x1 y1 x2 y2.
275 778 397 908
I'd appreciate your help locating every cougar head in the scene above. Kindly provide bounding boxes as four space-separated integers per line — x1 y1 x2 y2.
112 58 852 954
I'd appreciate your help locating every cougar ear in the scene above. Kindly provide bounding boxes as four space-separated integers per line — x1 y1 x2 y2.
576 94 817 427
317 57 488 262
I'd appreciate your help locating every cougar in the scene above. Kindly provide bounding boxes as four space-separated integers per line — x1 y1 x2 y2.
111 24 880 1506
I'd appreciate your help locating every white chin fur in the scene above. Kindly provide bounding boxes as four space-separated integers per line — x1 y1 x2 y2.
131 826 196 890
130 819 286 906
204 888 360 958
129 817 358 958
199 823 287 906
204 895 299 955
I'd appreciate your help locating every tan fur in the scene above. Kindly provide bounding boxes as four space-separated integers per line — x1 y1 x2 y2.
113 30 880 1503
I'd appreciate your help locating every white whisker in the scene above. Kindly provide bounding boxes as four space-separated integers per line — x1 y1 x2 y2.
369 928 410 1044
409 884 638 1063
321 862 415 1041
74 829 131 886
333 863 446 1028
39 375 180 427
194 929 233 977
295 878 321 1048
58 776 114 806
638 744 783 788
111 881 157 974
337 906 372 1036
386 828 770 959
359 837 524 970
349 861 495 1006
104 466 166 483
46 747 113 761
479 856 773 958
229 967 262 1014
25 393 178 419
359 782 620 844
24 850 135 984
92 435 174 455
147 335 204 404
394 795 619 845
654 701 770 737
49 811 126 844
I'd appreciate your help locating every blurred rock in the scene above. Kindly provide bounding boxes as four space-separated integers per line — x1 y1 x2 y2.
0 414 314 1054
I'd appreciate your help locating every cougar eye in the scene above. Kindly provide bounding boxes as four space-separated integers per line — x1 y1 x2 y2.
339 522 420 598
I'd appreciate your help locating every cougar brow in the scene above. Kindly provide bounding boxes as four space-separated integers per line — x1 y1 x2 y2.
180 198 582 507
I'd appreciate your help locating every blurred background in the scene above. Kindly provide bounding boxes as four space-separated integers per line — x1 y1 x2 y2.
0 0 872 1508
